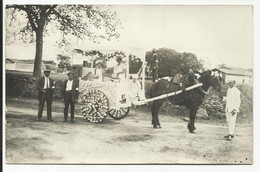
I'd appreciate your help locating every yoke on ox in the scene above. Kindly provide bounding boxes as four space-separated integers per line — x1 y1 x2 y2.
149 70 222 133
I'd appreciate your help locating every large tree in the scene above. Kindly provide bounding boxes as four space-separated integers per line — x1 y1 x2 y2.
5 5 121 77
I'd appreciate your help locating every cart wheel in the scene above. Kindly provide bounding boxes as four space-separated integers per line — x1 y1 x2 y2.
81 90 109 123
108 107 130 120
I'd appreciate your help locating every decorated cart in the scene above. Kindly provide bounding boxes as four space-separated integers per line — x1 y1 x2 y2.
74 47 203 123
75 47 146 123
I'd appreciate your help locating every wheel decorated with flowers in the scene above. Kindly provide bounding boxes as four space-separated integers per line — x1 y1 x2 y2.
81 90 109 123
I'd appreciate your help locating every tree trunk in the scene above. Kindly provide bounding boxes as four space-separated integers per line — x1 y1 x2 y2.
33 29 44 77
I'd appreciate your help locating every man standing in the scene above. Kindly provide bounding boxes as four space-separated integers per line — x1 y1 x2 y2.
62 71 79 122
223 80 241 141
151 51 159 82
37 69 55 121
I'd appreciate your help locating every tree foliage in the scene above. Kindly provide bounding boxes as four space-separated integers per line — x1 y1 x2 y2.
129 55 142 74
56 54 71 72
146 48 204 78
5 5 121 76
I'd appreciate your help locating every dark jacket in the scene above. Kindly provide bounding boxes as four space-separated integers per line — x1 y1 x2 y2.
36 77 55 96
62 79 79 102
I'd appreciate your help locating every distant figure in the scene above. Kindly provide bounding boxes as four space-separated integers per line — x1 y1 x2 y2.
145 64 151 79
36 69 55 121
223 80 241 141
129 74 145 104
151 51 159 82
172 68 185 85
71 66 79 80
137 64 144 79
62 71 79 122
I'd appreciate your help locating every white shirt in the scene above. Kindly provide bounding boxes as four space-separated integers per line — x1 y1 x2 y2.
66 80 73 91
44 77 50 89
113 63 125 80
225 86 241 112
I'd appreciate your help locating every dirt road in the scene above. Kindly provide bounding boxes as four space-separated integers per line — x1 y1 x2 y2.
5 98 253 164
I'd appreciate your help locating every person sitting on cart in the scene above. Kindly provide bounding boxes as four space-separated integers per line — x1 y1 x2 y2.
113 57 126 80
94 59 104 82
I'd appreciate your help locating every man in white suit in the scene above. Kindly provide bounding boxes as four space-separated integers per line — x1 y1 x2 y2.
223 80 241 141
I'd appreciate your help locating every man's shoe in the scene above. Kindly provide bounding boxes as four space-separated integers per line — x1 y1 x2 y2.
48 119 53 121
224 134 234 138
37 118 42 121
227 135 232 141
71 119 74 123
224 134 233 141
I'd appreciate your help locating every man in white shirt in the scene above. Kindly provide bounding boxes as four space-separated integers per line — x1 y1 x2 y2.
223 80 241 141
62 71 79 122
36 69 55 121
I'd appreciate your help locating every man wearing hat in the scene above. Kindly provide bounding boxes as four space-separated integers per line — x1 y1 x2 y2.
36 69 55 121
151 51 159 82
62 71 79 122
223 80 241 141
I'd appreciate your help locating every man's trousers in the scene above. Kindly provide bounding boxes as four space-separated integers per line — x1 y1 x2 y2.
38 89 52 120
64 91 75 121
225 111 238 135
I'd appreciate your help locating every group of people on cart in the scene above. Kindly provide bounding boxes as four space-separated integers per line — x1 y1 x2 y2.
80 56 145 105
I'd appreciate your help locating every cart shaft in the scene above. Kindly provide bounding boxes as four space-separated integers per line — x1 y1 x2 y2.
133 83 203 105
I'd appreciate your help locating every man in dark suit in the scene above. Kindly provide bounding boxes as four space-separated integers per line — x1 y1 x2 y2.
37 69 55 121
62 71 79 122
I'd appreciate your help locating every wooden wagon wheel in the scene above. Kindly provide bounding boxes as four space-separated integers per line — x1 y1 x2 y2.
81 90 109 123
108 107 130 120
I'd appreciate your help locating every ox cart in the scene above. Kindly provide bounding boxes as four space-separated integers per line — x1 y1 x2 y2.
76 47 202 123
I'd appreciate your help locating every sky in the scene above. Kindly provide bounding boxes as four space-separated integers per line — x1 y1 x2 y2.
5 5 253 69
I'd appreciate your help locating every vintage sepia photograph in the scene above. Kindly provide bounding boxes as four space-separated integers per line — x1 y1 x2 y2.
3 0 257 170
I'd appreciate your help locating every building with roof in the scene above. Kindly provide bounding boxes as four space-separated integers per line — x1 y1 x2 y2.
5 58 48 73
213 66 253 85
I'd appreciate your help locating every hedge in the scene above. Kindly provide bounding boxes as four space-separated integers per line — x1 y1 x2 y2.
6 72 65 99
